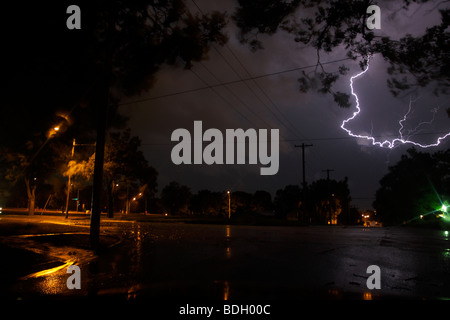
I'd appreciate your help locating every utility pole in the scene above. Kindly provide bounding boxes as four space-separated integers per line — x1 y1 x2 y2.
294 143 313 190
227 190 231 219
126 182 130 214
322 169 336 224
65 138 76 219
64 139 95 218
76 189 80 212
322 169 335 180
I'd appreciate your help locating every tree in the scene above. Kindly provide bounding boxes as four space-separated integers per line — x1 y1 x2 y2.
252 190 273 213
272 178 352 224
300 178 351 224
373 148 450 225
190 190 223 216
63 129 158 217
4 1 228 106
161 181 191 215
1 127 72 215
2 0 227 220
233 1 450 109
306 178 351 224
103 130 158 217
230 191 253 215
274 185 302 219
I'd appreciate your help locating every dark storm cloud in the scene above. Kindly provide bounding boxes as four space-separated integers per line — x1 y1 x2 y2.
119 0 449 209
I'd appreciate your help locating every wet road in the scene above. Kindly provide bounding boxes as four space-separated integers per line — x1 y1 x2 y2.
103 223 450 300
2 217 450 300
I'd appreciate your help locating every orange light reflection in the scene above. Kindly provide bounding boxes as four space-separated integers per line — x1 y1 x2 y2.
21 260 75 280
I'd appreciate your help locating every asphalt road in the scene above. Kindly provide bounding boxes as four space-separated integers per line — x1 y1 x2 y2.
1 215 449 300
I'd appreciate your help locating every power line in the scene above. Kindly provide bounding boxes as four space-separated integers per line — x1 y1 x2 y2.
223 43 307 141
139 0 318 147
189 66 258 127
204 36 305 141
118 56 354 106
210 46 293 135
195 61 273 129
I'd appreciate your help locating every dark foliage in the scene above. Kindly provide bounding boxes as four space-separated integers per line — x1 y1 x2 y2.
373 148 450 225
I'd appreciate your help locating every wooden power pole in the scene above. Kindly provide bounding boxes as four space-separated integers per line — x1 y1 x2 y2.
322 169 335 180
294 143 313 190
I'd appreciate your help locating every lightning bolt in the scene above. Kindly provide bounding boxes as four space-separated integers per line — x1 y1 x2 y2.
340 58 450 149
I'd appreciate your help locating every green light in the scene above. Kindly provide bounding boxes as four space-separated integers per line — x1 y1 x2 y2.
445 231 449 237
442 205 448 213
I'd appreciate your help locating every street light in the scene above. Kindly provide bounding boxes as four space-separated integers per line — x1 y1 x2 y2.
27 124 62 167
23 123 62 216
227 190 231 220
49 126 60 137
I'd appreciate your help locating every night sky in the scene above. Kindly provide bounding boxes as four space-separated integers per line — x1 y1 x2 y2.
2 0 448 211
117 0 450 209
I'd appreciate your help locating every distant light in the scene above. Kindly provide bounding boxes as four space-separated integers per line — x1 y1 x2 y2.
54 127 60 131
133 197 136 201
445 231 449 237
442 205 448 213
139 193 142 196
420 215 423 219
363 292 372 300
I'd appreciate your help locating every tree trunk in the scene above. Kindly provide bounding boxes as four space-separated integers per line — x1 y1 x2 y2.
24 178 36 215
107 180 114 218
90 4 114 248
